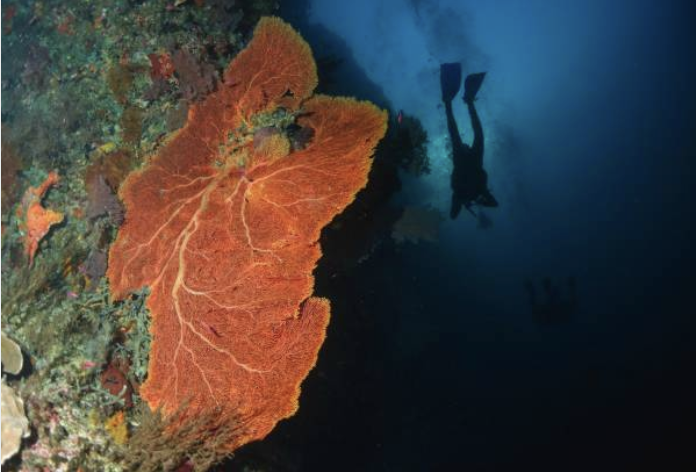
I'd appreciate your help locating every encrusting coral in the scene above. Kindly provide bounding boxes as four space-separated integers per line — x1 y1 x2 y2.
108 16 387 455
16 171 64 265
104 411 129 446
1 333 29 466
1 380 30 465
1 332 24 375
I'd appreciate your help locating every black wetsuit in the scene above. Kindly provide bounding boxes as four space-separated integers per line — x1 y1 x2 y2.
444 99 490 219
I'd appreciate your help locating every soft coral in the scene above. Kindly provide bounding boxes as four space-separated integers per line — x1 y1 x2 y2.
17 172 64 265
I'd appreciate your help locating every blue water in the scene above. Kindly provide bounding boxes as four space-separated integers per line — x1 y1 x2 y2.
2 0 694 470
244 1 696 470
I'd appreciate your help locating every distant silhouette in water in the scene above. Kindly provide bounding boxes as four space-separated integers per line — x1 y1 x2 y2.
440 63 498 219
524 277 578 324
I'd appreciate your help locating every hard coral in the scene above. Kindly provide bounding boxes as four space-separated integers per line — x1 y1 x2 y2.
1 332 24 375
1 380 30 465
17 172 64 266
108 17 387 454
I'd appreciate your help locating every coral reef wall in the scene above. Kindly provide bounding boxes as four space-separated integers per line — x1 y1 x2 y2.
108 16 387 454
0 2 303 471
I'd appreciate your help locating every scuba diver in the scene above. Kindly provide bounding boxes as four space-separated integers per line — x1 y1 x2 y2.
524 277 578 324
440 63 498 219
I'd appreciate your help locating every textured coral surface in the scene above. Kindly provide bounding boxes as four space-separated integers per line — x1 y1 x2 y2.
108 17 387 450
1 380 30 465
17 172 64 266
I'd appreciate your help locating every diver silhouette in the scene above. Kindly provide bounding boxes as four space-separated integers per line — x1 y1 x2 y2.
524 276 578 324
440 63 498 219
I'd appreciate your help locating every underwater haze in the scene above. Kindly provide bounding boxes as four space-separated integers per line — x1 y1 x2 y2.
1 0 695 471
276 0 696 470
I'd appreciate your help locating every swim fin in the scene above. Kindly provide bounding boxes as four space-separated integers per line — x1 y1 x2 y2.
477 188 498 207
440 63 462 103
464 72 486 103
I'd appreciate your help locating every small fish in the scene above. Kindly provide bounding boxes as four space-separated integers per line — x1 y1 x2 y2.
67 290 79 299
397 110 403 124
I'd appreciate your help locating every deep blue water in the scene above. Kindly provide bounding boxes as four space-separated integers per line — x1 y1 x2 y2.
232 1 696 470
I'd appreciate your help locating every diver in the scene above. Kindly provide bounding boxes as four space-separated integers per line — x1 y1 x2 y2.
524 276 578 324
440 63 498 219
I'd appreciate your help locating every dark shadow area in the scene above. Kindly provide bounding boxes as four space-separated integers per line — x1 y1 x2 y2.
223 1 422 470
524 276 577 325
225 1 696 471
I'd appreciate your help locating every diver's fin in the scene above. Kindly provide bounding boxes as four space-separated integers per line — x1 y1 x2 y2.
440 63 462 103
464 72 486 103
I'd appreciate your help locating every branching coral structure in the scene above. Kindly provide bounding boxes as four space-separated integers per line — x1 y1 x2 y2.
107 17 387 453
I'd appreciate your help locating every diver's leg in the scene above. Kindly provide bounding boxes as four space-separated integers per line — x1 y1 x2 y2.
445 101 465 155
466 101 484 168
450 193 463 219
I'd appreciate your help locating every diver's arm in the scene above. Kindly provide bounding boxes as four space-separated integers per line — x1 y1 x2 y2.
444 101 464 155
467 101 484 166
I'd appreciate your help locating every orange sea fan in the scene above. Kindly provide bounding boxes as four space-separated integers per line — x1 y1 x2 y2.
107 17 387 452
